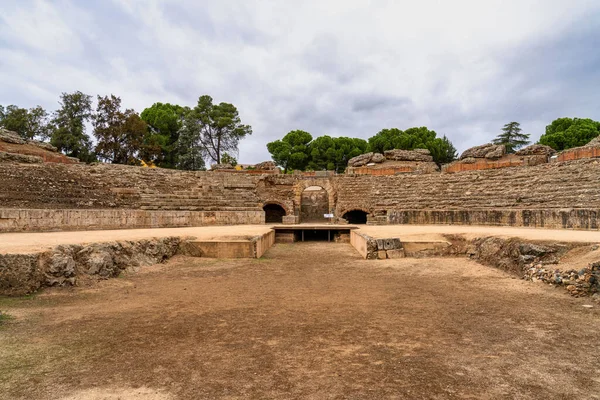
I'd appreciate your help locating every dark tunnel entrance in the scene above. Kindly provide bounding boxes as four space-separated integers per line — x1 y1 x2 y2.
342 210 368 224
264 203 286 223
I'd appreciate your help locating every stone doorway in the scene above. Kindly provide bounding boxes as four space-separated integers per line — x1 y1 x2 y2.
300 186 330 223
342 210 368 224
263 203 286 223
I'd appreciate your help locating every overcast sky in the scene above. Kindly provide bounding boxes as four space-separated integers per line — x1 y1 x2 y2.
1 0 600 163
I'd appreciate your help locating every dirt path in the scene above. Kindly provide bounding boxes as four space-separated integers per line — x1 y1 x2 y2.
1 243 599 399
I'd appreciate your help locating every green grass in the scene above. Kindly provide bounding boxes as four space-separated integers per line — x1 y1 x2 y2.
0 293 37 308
0 311 15 325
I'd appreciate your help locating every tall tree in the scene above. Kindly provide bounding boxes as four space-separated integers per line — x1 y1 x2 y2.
140 102 189 168
367 127 457 164
307 136 368 172
492 122 530 153
427 135 457 165
50 91 95 162
266 130 313 173
539 117 600 150
183 95 252 165
0 104 49 140
175 110 205 170
93 95 148 164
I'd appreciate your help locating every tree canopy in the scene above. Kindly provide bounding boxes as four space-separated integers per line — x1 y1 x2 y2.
266 130 313 173
180 95 252 165
492 122 530 153
50 91 95 162
367 127 457 164
140 103 189 168
93 95 148 164
538 118 600 151
307 136 367 172
0 104 49 140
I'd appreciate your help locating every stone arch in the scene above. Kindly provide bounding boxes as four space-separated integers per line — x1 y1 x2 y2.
294 179 336 213
294 179 336 223
262 200 293 216
341 209 369 224
263 202 287 223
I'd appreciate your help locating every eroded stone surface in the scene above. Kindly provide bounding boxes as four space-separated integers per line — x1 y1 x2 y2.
0 237 182 295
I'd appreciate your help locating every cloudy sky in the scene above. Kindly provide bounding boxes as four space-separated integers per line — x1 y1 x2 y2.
1 0 600 163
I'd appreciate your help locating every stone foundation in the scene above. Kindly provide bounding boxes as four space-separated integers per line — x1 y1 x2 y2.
0 237 183 296
0 209 264 233
386 209 600 230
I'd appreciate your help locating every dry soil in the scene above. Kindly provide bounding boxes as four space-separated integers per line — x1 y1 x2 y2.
1 242 599 399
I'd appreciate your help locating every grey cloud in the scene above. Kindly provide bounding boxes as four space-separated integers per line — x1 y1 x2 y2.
351 94 413 112
1 1 600 163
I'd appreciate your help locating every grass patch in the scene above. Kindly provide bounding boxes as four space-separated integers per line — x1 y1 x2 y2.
0 293 37 308
0 311 15 325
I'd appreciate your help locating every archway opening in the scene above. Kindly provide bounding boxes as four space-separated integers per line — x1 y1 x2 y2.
263 203 286 223
300 186 330 223
343 210 368 224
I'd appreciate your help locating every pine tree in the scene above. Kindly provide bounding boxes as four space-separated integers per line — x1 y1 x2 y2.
493 122 530 153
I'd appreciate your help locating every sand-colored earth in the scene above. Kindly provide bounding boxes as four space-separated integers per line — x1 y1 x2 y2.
3 224 600 255
1 242 599 399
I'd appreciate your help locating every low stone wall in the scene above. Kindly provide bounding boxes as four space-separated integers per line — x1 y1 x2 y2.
255 230 275 258
185 231 275 258
556 146 600 162
0 209 265 232
350 230 373 259
442 154 548 173
386 209 600 230
0 237 183 296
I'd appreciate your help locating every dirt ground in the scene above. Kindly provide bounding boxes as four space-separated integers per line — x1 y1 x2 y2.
1 242 599 400
3 223 600 255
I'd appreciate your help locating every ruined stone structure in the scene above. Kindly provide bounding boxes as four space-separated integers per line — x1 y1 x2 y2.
3 127 600 232
2 155 600 231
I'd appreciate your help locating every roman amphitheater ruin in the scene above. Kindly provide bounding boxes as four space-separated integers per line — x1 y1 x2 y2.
1 126 600 399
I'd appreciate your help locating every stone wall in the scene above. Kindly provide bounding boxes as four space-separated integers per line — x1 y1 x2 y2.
3 157 600 231
334 159 600 215
386 209 600 230
0 209 264 232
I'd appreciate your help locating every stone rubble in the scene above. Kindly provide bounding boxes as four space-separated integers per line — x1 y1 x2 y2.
383 148 433 162
515 144 556 157
460 143 506 160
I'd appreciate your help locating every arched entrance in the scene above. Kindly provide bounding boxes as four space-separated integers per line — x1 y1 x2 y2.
300 186 330 223
342 209 368 224
263 203 286 223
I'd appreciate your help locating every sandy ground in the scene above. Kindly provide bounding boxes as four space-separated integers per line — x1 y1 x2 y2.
1 242 599 400
358 224 600 242
3 224 600 254
0 225 273 254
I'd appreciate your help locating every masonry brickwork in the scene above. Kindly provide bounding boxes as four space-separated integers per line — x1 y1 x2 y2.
2 157 600 231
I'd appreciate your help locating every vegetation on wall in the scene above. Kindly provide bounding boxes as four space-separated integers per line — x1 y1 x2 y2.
539 118 600 151
366 127 457 165
493 122 530 153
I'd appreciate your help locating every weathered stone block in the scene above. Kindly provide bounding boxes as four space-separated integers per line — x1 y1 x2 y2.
386 249 405 259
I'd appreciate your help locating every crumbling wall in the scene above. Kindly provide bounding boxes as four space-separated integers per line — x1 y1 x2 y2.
0 237 183 296
467 237 599 298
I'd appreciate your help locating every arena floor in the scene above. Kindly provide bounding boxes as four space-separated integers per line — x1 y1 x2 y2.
1 242 599 399
2 224 600 254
